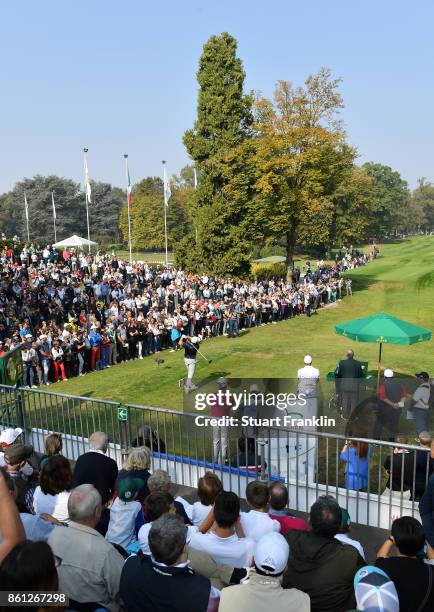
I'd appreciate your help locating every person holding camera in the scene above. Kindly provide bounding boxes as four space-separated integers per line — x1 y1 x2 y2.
51 339 67 382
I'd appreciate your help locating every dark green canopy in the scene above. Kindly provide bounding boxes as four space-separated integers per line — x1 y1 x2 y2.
335 312 431 345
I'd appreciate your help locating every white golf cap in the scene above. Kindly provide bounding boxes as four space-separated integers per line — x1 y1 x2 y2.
384 368 394 378
0 427 23 445
304 355 313 365
254 532 289 575
217 377 228 386
191 336 199 344
25 334 32 339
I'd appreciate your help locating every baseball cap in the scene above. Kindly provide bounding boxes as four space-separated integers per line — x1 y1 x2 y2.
416 371 430 380
117 476 144 501
4 443 33 465
191 336 199 344
354 565 399 612
254 532 289 575
217 377 228 387
0 427 23 445
384 369 394 378
304 355 313 365
25 333 32 339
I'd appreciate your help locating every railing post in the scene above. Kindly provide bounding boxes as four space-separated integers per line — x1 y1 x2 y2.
117 405 131 461
14 385 26 439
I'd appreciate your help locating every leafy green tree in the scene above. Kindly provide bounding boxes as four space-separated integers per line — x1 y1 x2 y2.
363 162 410 237
0 176 124 245
176 32 255 276
119 176 190 251
250 71 354 268
329 166 374 245
411 178 434 231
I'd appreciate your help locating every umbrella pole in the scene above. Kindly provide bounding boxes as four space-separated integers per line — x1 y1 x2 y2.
377 342 383 390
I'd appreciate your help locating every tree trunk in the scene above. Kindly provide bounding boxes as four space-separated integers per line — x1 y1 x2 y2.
285 228 297 282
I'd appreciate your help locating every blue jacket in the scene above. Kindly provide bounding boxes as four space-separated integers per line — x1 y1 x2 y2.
88 330 102 348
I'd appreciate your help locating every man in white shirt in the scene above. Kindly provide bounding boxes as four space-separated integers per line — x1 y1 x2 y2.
190 491 254 567
297 354 320 420
240 480 280 542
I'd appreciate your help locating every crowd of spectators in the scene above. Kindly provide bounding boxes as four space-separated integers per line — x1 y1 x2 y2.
0 240 374 386
1 426 434 611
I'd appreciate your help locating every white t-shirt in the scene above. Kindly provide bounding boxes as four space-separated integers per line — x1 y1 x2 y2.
105 498 142 549
191 501 213 526
189 530 255 567
32 487 70 523
335 533 366 560
139 522 198 555
240 510 280 542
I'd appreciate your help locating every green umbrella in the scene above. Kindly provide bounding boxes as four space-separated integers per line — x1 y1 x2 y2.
335 312 431 386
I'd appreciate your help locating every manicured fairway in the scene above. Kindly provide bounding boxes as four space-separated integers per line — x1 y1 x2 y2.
56 236 434 410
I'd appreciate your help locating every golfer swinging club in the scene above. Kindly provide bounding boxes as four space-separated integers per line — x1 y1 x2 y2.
180 335 200 392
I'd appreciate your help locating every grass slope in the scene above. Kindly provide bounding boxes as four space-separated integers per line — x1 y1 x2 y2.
57 237 434 409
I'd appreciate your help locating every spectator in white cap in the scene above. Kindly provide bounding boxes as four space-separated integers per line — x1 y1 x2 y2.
0 428 34 477
374 369 407 441
219 531 310 612
297 354 320 419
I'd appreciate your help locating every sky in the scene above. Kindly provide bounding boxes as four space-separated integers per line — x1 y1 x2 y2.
1 0 433 194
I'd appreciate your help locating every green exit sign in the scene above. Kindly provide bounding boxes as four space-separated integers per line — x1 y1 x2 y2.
117 407 128 422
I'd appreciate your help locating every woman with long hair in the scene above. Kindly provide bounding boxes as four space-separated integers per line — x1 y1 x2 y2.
341 435 371 490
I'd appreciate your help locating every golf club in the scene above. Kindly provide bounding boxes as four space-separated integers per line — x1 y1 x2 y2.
185 338 212 364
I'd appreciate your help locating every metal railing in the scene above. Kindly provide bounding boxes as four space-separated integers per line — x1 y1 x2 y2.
0 385 430 529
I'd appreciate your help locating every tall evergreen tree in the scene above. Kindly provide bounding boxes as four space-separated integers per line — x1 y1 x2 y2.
176 32 254 276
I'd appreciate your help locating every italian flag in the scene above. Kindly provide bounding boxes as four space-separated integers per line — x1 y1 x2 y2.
127 168 132 205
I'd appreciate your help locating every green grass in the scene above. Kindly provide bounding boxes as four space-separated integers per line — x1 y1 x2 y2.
56 236 434 411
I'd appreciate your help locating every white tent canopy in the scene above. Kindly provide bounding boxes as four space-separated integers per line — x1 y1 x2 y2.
52 235 98 249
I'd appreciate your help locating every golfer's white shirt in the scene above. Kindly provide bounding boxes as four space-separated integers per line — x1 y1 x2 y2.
297 365 320 397
297 365 320 380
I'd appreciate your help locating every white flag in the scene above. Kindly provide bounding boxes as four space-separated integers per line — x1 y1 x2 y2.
193 167 198 189
163 164 171 207
24 193 29 221
84 156 92 203
52 191 56 221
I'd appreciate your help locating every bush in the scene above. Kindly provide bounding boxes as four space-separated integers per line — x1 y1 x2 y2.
250 261 287 280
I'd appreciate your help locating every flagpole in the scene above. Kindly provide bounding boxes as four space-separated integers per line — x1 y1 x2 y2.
124 154 132 264
83 148 91 253
24 192 30 242
162 160 169 266
52 191 57 243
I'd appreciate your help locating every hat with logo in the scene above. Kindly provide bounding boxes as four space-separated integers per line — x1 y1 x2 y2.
117 476 144 502
4 443 33 465
354 565 399 612
190 336 199 344
416 371 430 381
384 369 394 378
304 355 313 365
0 427 23 445
254 532 289 575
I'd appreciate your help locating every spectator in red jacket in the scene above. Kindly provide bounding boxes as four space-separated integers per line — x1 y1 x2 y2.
268 482 308 534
